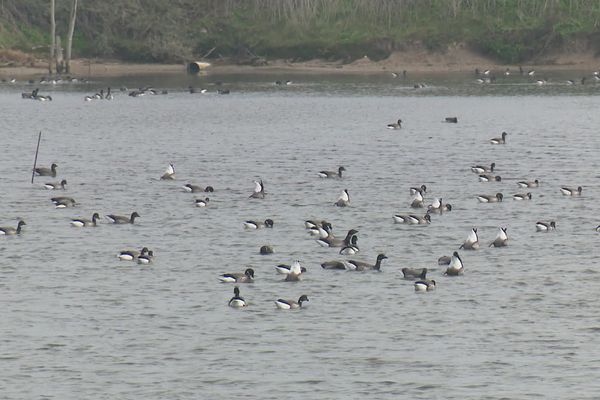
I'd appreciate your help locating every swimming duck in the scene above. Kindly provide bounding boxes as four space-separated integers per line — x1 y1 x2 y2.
445 117 458 123
195 197 209 207
513 193 532 201
536 221 556 232
316 229 358 248
249 179 265 199
517 179 539 188
344 254 387 271
276 264 307 274
35 163 58 177
478 174 501 182
460 228 479 250
0 220 26 235
70 213 100 227
228 286 247 308
392 214 431 225
51 196 76 208
259 245 274 255
275 295 309 310
318 166 345 179
410 190 424 208
409 184 427 195
427 198 452 213
334 189 350 207
106 212 140 224
118 247 149 261
560 186 582 196
414 279 436 292
137 250 154 264
44 179 67 190
307 221 332 238
183 184 213 193
402 267 427 279
476 193 503 203
471 163 495 174
490 131 508 144
387 119 402 129
160 163 175 180
339 235 359 255
445 251 464 276
489 227 509 247
244 219 274 229
284 260 304 281
219 268 255 283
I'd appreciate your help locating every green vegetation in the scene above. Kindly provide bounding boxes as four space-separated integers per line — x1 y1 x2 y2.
1 0 600 64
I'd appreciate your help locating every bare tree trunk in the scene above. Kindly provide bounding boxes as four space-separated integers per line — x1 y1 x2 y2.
55 35 63 73
49 0 55 74
65 0 78 73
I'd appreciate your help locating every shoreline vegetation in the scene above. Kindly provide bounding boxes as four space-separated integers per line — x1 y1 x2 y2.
2 1 600 77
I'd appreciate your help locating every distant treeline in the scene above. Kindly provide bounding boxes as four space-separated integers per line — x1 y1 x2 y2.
1 0 600 64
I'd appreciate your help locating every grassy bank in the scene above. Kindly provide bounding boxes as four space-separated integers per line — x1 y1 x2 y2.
1 0 600 65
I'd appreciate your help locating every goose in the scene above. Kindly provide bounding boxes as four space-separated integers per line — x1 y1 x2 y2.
478 174 501 182
219 268 255 283
414 279 436 292
489 227 509 247
513 193 532 201
334 189 350 207
275 295 309 310
445 251 464 276
339 235 359 255
118 247 149 261
316 229 358 248
409 185 427 195
243 219 274 229
259 245 274 255
560 186 582 196
387 119 402 129
536 221 556 232
393 214 431 225
471 163 495 174
517 179 539 188
284 260 304 281
34 163 58 177
410 190 424 208
137 250 154 264
249 179 265 199
320 260 346 270
160 163 175 180
51 196 76 208
402 267 427 279
275 264 307 275
427 198 452 213
195 197 209 207
445 117 458 123
228 287 247 308
0 220 26 235
308 222 332 239
437 255 451 265
490 131 508 144
344 254 387 271
183 184 213 193
318 166 345 179
70 213 100 227
44 179 67 190
460 228 479 250
476 193 503 203
106 212 140 224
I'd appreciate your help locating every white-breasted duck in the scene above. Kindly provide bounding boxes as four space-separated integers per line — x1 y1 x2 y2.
219 268 255 283
478 174 501 182
70 213 100 227
414 279 436 292
339 235 359 255
517 179 539 188
476 193 503 203
183 184 213 193
276 264 307 275
195 197 210 207
284 260 304 281
137 250 154 264
244 219 274 229
513 193 532 201
393 214 431 225
275 295 309 310
445 251 464 276
460 228 479 250
536 221 556 232
409 184 427 195
334 189 350 207
160 163 175 180
118 247 149 261
344 254 387 271
249 179 265 199
490 131 508 144
560 186 582 196
489 227 509 247
0 220 26 235
228 286 247 308
316 228 358 248
44 179 67 190
318 166 345 179
387 119 402 129
471 162 495 174
51 196 76 208
106 212 140 224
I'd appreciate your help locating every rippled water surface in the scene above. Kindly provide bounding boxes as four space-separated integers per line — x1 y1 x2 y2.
1 71 600 399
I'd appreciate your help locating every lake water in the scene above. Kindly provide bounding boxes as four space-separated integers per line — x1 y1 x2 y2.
1 70 600 399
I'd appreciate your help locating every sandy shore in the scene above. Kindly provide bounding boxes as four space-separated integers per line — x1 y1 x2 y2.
1 46 599 78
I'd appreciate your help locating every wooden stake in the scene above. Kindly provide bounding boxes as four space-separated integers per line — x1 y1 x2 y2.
31 131 42 184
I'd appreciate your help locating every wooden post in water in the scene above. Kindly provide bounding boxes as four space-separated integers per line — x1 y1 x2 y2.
31 131 42 184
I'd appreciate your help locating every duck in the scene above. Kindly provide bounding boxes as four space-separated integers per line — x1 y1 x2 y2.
402 267 427 280
409 184 427 195
195 197 209 207
476 193 503 203
284 260 304 281
249 179 265 199
517 179 539 188
427 198 452 213
513 193 532 201
118 247 149 261
392 214 431 225
460 228 479 250
44 179 67 190
51 196 76 208
318 166 345 179
320 260 347 270
489 227 509 247
445 251 464 276
137 250 154 264
490 131 508 144
471 163 495 174
219 268 255 283
106 212 140 224
0 220 26 235
414 279 436 292
70 213 100 227
344 253 387 271
536 221 556 232
228 286 247 308
560 186 582 196
275 264 307 275
275 295 309 310
410 190 424 208
183 184 213 193
339 235 359 255
445 117 458 123
34 163 58 177
243 219 274 229
316 229 358 248
160 163 175 180
307 221 332 238
334 189 350 207
478 174 501 182
259 245 274 255
387 119 402 129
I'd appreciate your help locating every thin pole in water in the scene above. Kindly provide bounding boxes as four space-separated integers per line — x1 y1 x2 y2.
31 131 42 184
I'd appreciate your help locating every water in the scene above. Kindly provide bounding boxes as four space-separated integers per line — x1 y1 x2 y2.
1 72 600 399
